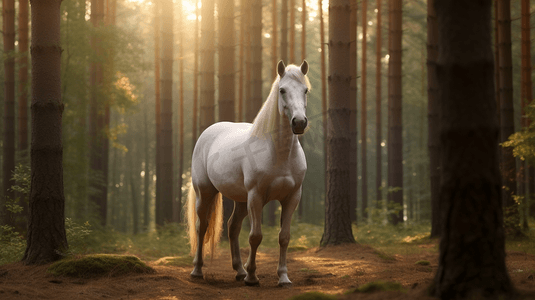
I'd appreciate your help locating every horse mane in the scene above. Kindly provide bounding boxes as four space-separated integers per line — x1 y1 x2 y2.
250 65 311 139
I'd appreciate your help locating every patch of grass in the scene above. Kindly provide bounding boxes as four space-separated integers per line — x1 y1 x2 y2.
351 281 406 293
288 245 308 252
48 254 154 278
415 260 430 266
288 291 337 300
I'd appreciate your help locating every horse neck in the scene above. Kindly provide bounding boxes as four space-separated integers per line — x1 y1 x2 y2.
273 113 298 160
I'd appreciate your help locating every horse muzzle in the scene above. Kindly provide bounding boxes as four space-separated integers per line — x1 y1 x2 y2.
291 117 308 134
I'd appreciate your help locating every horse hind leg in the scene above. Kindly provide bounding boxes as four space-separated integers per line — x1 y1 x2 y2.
277 192 300 287
244 191 264 286
228 201 248 281
191 188 218 278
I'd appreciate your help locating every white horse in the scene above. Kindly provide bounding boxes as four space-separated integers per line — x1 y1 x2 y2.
186 60 310 287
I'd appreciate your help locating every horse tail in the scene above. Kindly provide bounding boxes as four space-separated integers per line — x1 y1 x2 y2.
186 182 198 257
186 181 223 258
205 192 223 258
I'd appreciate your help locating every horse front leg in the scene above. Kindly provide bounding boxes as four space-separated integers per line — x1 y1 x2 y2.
244 191 263 286
228 201 248 281
277 190 300 287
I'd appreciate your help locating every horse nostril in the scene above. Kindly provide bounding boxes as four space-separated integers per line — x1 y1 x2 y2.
304 117 308 128
292 118 297 127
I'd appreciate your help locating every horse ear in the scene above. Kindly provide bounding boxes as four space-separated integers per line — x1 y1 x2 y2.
300 60 309 75
278 60 286 77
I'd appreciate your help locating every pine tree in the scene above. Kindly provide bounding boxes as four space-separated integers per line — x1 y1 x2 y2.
375 0 383 209
321 0 356 246
349 0 357 224
361 0 368 220
431 0 514 297
23 0 68 264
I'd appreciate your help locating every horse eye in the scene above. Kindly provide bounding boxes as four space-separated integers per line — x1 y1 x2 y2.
280 89 286 95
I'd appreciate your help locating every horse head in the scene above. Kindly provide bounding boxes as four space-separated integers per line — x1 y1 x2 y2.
277 60 309 135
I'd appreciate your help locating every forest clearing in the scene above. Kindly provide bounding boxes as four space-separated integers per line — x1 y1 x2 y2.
2 224 535 300
2 0 535 298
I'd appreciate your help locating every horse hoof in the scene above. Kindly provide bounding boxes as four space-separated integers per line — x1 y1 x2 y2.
236 273 246 281
244 280 260 286
278 281 292 288
190 271 204 279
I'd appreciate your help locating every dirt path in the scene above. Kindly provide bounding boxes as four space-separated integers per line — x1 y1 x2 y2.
1 243 535 299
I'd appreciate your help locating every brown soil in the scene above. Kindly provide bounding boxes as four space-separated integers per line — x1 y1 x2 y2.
1 243 535 300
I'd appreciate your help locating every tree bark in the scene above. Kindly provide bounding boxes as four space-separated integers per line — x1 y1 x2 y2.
175 0 184 223
238 0 245 122
289 0 295 63
497 0 520 236
521 0 534 220
301 0 306 61
281 0 288 63
361 0 368 221
431 0 514 297
18 0 29 155
89 0 106 226
192 0 199 146
200 0 215 133
143 108 150 230
427 0 440 237
319 0 327 212
388 0 403 225
349 0 357 224
23 0 68 264
272 0 278 78
2 0 15 225
321 0 356 246
160 0 174 224
375 0 383 208
154 0 163 226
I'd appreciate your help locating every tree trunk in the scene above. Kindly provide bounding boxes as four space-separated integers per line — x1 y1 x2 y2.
238 0 245 122
427 0 440 237
175 0 184 223
160 0 174 224
289 0 295 63
143 108 150 230
319 0 327 215
361 0 368 221
272 0 278 78
431 1 514 297
521 0 534 221
2 0 15 226
281 0 288 63
154 0 163 226
18 0 29 155
23 0 68 264
321 0 356 246
298 0 306 220
375 0 383 209
200 0 215 133
89 0 106 226
192 0 199 146
218 0 235 234
497 0 520 236
388 0 403 225
349 0 357 224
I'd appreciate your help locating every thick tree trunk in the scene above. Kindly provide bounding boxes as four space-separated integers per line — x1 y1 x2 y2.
250 0 263 118
361 0 368 221
238 0 245 122
301 0 306 61
272 0 278 78
431 0 514 297
321 0 356 246
154 0 163 226
375 0 383 208
200 0 215 134
427 0 440 237
349 0 357 223
143 108 150 230
497 0 520 236
23 0 68 264
2 0 15 225
521 0 534 220
388 0 403 225
218 0 235 234
160 0 174 224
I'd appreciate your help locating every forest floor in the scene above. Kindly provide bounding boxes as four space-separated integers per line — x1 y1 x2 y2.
2 241 535 300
